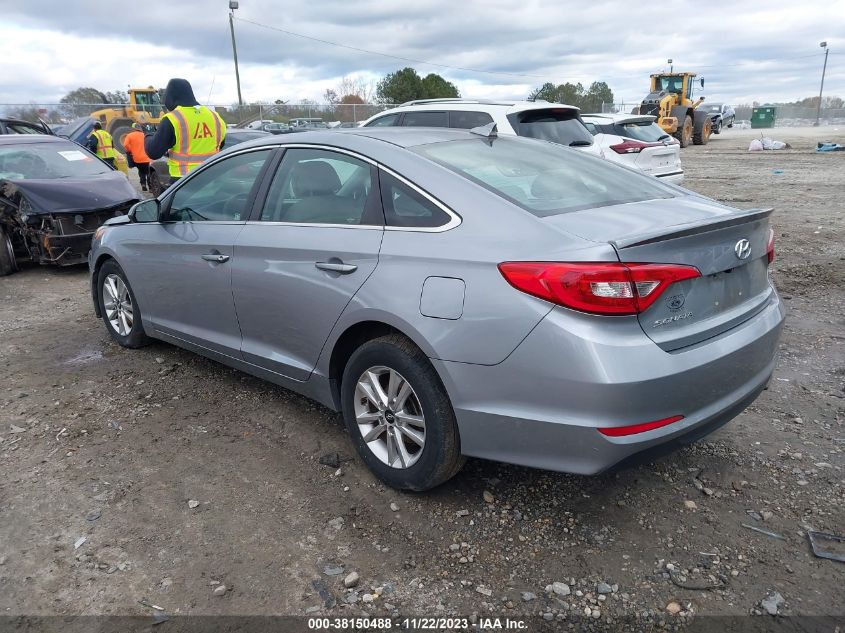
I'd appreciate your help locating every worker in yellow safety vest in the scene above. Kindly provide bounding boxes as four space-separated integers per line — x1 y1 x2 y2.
87 121 116 167
144 78 227 184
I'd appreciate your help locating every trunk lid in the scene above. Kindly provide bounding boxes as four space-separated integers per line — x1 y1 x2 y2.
634 143 681 177
544 195 774 350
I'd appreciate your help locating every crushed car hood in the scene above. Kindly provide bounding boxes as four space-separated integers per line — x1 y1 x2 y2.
1 172 139 215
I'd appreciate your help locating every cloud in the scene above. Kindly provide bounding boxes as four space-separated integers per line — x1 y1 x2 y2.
1 0 843 108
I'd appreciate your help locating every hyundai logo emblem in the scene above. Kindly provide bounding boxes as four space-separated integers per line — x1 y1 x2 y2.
734 239 751 260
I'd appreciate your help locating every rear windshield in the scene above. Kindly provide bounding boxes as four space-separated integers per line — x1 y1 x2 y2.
413 137 676 217
507 109 595 147
613 121 670 142
0 141 111 180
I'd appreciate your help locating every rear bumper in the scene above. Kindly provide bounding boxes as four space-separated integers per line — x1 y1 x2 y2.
434 291 784 474
655 170 684 185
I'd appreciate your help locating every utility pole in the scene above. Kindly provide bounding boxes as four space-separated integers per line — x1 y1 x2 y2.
668 58 673 73
814 41 829 127
229 1 244 107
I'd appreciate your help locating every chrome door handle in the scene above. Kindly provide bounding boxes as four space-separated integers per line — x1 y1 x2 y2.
315 261 357 274
202 253 230 263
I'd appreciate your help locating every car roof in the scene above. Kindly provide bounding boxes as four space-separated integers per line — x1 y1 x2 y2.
582 113 657 124
0 134 67 146
375 99 580 117
230 126 496 152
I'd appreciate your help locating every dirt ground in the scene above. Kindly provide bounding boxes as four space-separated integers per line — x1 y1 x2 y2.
1 126 843 628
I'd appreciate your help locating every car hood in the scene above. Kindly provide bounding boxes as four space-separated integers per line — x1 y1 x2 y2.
1 172 139 215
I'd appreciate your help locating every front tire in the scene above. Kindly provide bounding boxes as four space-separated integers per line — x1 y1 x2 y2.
97 260 150 348
712 119 722 134
0 227 18 276
341 335 464 491
673 115 693 148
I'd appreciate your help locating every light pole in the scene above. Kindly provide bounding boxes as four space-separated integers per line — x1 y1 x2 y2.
229 1 244 107
814 41 828 127
668 58 673 73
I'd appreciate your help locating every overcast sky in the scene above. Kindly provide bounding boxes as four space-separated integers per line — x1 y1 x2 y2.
1 0 842 108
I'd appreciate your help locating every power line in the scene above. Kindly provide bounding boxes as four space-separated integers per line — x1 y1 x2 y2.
235 16 831 82
234 16 548 79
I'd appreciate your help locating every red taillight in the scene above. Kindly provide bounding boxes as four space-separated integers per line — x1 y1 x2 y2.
609 140 663 154
766 228 775 264
498 262 701 315
598 415 685 437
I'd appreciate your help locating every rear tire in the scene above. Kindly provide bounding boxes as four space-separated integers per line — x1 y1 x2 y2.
97 259 151 348
673 115 692 148
341 335 465 491
727 117 734 128
0 226 17 276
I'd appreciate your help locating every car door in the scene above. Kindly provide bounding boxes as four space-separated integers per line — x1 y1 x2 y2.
121 148 275 357
232 146 384 381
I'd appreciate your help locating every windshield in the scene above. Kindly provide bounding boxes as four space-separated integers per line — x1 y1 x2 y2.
507 109 594 147
704 104 722 113
134 91 164 118
615 121 670 142
413 137 676 217
657 75 684 93
0 141 111 180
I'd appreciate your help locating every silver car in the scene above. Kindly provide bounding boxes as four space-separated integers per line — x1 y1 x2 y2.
89 128 784 490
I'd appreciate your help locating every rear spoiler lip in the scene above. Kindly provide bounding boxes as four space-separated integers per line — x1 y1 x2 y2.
611 208 773 250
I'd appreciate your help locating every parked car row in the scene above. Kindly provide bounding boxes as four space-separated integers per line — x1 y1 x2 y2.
360 99 686 183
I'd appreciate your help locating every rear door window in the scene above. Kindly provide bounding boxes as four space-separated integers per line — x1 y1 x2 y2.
449 111 494 129
401 111 448 128
380 171 453 228
507 109 594 147
583 121 599 135
365 113 400 127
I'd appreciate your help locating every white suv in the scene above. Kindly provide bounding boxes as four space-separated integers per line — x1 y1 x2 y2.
360 99 603 158
582 113 684 184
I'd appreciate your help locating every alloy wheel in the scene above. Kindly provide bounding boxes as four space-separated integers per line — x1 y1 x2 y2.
102 273 134 336
354 366 426 469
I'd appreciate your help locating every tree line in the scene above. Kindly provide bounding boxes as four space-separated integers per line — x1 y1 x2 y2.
5 70 619 125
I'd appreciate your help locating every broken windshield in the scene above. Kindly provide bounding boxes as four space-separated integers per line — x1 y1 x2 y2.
0 141 112 180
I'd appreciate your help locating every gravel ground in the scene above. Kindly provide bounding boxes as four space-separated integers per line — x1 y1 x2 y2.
0 127 843 628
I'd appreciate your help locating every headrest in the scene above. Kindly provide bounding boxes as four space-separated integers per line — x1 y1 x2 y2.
290 161 341 197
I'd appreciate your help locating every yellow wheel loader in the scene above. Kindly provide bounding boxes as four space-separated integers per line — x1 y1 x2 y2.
639 73 712 148
90 87 165 155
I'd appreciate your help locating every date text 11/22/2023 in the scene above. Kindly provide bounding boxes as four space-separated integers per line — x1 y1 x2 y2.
307 617 529 630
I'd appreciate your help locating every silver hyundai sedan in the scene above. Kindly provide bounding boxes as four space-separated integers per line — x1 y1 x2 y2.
89 127 784 490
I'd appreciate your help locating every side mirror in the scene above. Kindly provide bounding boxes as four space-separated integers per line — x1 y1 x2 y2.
700 78 705 88
129 198 160 223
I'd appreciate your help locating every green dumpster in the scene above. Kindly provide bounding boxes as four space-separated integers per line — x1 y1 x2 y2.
751 106 776 129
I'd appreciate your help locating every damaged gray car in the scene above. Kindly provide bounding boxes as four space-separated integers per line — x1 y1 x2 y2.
0 135 139 275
